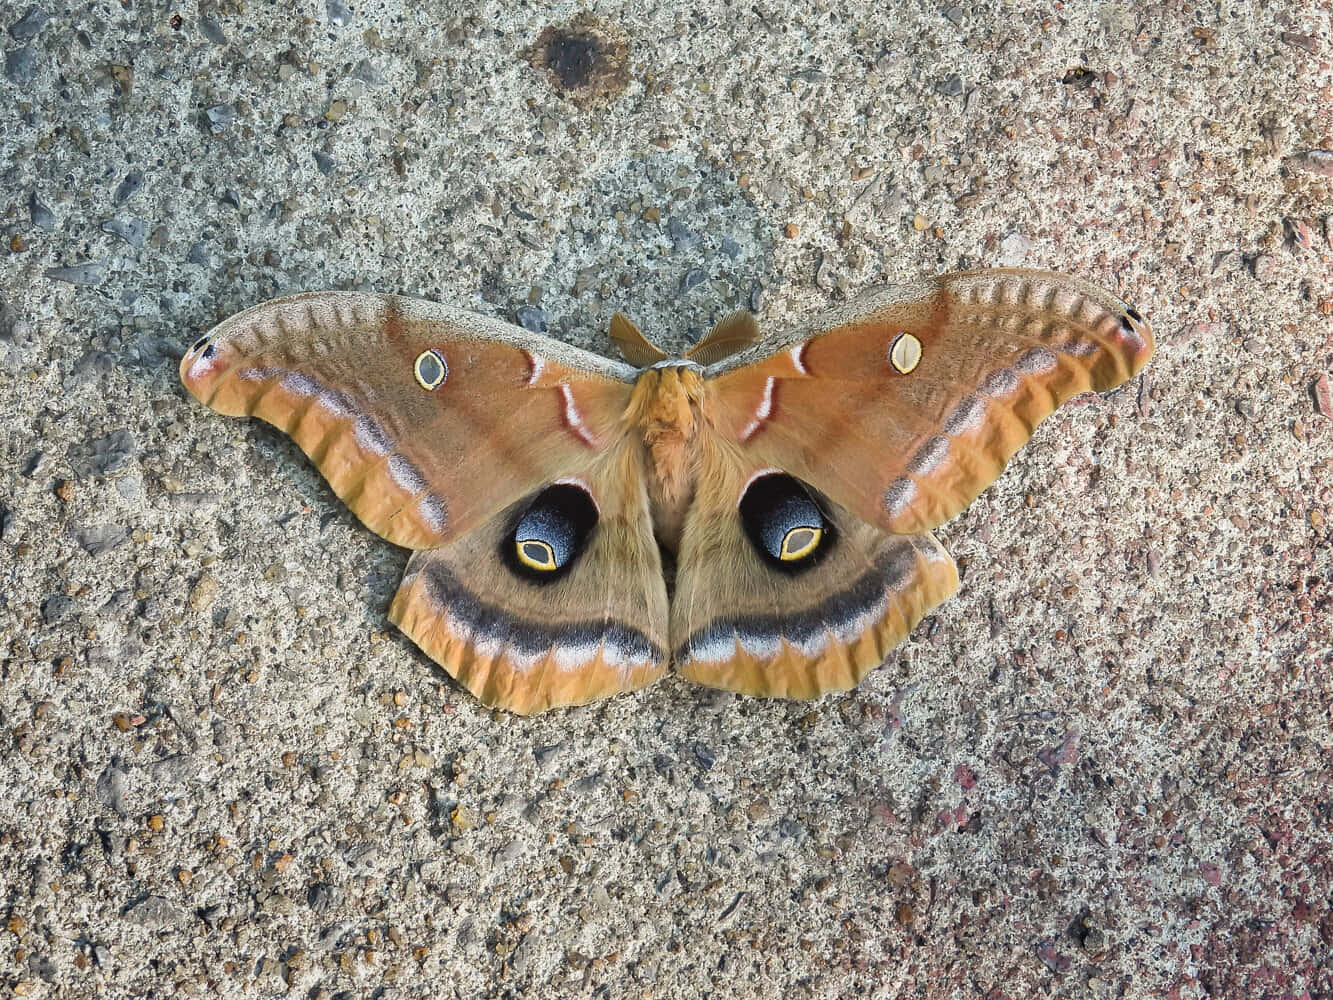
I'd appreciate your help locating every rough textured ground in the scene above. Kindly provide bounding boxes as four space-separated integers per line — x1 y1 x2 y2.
2 2 1331 998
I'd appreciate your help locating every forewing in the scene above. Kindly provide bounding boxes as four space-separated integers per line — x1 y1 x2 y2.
180 291 636 550
705 269 1153 535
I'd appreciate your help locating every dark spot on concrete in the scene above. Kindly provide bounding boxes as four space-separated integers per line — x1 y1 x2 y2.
527 15 629 108
1062 66 1098 89
548 34 598 89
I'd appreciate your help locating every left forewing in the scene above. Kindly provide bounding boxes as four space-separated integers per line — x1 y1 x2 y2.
180 291 635 550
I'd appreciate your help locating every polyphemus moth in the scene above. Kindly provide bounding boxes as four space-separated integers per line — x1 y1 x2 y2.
180 269 1153 715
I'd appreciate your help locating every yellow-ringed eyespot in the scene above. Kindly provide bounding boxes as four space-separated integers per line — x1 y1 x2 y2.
508 483 599 580
516 539 558 572
888 332 922 374
738 473 831 571
779 525 823 562
414 349 449 390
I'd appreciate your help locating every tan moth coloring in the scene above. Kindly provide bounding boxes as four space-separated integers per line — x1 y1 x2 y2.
181 269 1154 714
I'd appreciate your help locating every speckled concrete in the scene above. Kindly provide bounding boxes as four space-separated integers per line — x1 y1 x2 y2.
2 2 1331 997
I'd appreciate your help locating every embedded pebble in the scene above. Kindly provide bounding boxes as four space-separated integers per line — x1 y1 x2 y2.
44 260 106 286
935 74 964 96
169 491 219 513
326 0 351 27
28 191 55 231
9 8 50 41
1252 254 1279 281
199 18 227 45
68 429 136 477
5 45 37 84
125 897 188 929
680 267 706 291
113 171 143 204
71 523 128 555
41 594 75 623
148 754 199 797
516 305 547 332
1314 373 1332 420
101 218 147 248
188 572 218 611
68 349 115 385
307 883 343 914
204 104 235 134
95 763 130 815
668 217 701 251
999 232 1033 264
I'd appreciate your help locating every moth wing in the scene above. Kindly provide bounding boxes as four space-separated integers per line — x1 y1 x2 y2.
390 444 669 715
182 291 665 713
671 444 958 698
181 291 636 550
704 269 1153 535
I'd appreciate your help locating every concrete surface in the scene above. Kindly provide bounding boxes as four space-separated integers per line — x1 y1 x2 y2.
1 1 1331 997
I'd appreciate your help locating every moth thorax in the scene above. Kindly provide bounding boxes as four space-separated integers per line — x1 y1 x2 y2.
630 367 704 549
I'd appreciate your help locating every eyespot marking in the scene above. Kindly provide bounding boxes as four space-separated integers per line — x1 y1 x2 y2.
507 483 599 581
780 526 822 561
739 473 831 572
889 332 922 374
414 349 449 390
517 539 558 572
189 335 212 355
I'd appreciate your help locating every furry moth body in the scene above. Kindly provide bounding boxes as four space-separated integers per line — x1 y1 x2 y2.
181 269 1154 714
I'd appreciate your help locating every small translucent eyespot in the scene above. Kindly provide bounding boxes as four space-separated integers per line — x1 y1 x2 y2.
414 349 449 390
1120 308 1146 337
508 483 599 581
888 332 922 374
739 473 831 571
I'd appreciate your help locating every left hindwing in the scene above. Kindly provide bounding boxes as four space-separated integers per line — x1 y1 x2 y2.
704 269 1154 536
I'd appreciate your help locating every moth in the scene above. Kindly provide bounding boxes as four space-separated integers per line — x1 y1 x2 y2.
180 269 1153 715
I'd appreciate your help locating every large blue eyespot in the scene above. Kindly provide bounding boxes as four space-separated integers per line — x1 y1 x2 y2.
739 474 830 571
507 484 599 581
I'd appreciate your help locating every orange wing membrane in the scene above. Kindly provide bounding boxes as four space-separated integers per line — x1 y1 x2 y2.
181 291 634 550
705 269 1153 536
